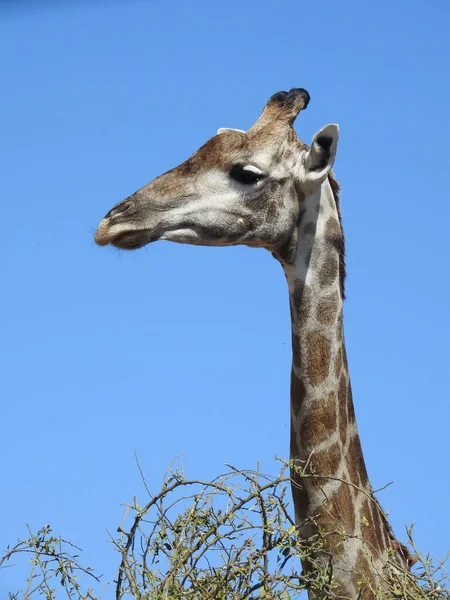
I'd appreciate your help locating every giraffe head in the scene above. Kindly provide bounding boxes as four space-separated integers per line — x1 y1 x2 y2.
94 89 339 258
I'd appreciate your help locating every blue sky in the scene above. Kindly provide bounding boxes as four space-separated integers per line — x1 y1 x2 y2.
1 0 449 594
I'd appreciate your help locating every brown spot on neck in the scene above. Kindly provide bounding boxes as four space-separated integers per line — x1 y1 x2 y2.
324 216 341 253
290 282 312 325
318 254 338 288
316 291 340 325
347 433 370 488
360 498 384 556
306 331 332 386
290 368 306 417
326 480 356 533
300 391 337 447
310 441 341 483
352 553 377 599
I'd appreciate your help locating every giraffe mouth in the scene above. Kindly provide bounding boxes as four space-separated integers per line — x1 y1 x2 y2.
95 213 157 249
110 230 155 250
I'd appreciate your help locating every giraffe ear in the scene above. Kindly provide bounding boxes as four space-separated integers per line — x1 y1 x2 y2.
305 124 339 182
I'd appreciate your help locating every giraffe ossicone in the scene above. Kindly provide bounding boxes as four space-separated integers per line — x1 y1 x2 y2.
95 88 415 598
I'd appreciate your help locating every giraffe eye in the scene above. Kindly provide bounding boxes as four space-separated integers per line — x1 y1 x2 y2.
229 164 266 185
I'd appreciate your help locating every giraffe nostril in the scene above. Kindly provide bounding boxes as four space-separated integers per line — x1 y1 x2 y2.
104 201 134 220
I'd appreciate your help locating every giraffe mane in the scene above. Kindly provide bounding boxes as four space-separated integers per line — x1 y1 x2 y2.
328 171 346 301
327 172 418 569
374 494 418 568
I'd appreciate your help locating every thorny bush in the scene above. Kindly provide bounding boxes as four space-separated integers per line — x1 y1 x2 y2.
1 459 448 599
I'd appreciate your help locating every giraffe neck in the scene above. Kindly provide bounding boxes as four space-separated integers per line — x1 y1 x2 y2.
281 177 406 597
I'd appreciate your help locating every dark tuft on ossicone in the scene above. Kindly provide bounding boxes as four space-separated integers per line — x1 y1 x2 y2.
265 88 310 119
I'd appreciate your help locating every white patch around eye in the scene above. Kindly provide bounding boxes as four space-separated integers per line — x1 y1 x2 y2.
217 127 246 135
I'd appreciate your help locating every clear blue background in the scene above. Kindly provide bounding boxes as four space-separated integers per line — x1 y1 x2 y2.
1 0 449 595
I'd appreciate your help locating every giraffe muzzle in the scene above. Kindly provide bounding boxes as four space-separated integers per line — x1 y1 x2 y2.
95 200 143 247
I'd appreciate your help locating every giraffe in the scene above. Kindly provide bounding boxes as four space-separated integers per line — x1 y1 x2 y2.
94 89 415 598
